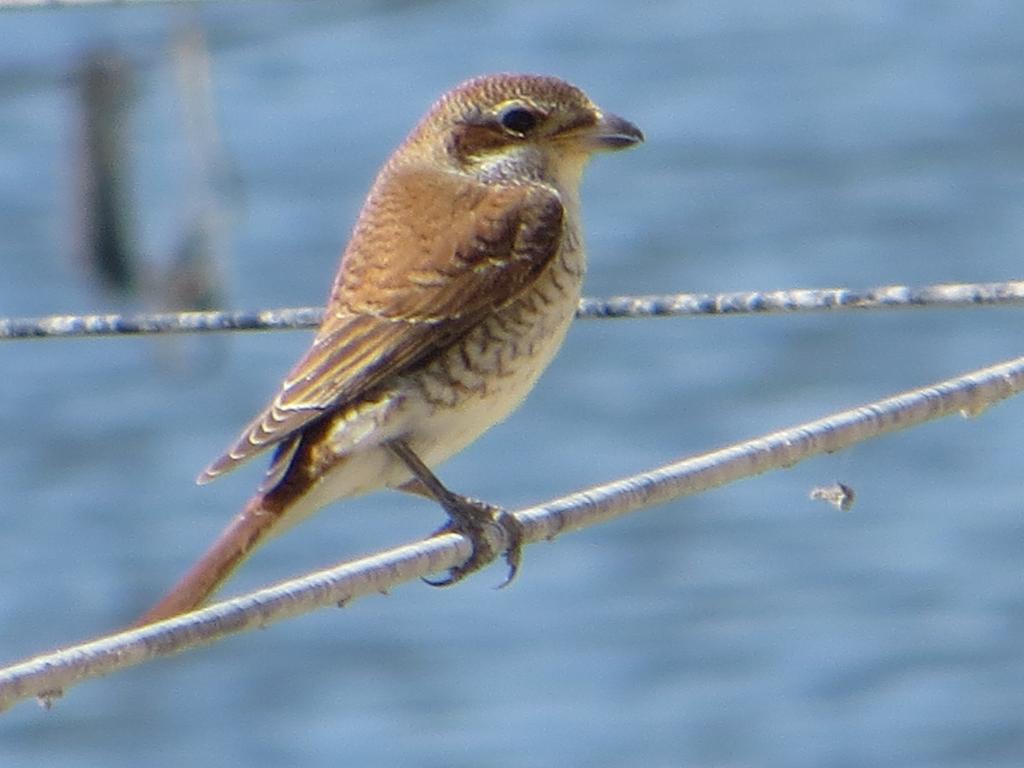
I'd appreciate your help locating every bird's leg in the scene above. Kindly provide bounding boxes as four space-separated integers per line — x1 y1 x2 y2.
387 439 522 587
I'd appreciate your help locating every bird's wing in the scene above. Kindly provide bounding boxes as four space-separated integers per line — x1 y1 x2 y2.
198 167 564 484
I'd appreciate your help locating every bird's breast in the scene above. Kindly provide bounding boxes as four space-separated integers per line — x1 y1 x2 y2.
400 227 586 463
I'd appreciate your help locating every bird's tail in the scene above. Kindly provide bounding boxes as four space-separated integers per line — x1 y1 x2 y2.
134 493 284 626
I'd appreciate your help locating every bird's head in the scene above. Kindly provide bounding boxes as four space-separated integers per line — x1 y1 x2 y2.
398 74 644 193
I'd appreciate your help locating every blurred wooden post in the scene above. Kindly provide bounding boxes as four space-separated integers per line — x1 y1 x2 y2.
75 51 138 296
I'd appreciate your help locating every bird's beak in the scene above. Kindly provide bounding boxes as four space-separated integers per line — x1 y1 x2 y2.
585 110 644 151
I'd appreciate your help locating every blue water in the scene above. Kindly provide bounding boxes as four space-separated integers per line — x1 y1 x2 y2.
2 2 1024 766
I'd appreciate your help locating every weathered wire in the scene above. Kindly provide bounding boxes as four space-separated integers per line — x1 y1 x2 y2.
2 0 204 10
2 280 1023 341
0 307 325 340
575 280 1024 318
2 352 1022 712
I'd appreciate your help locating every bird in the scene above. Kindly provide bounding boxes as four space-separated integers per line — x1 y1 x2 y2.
136 73 643 625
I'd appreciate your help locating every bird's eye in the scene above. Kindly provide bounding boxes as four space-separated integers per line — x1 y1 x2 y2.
498 105 538 135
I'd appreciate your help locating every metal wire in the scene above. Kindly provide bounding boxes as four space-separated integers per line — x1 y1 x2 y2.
575 280 1024 318
2 280 1022 341
2 0 204 10
0 307 325 341
2 351 1023 711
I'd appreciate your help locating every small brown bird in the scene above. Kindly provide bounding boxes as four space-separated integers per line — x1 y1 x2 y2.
138 73 643 624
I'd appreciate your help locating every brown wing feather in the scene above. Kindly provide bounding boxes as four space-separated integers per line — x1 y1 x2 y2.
198 167 564 483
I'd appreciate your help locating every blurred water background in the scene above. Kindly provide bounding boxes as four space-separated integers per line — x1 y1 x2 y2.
2 2 1023 766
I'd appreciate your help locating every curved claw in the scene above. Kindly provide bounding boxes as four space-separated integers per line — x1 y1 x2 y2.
494 511 523 589
422 572 458 587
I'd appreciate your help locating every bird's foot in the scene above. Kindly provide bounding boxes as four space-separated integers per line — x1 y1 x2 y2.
425 494 523 588
385 440 523 587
